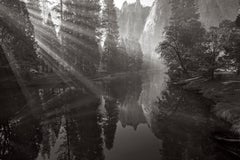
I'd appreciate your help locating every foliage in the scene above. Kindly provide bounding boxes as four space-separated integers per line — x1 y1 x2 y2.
156 0 205 79
157 0 240 80
62 0 101 76
223 17 240 75
102 0 122 73
197 21 234 78
0 0 39 79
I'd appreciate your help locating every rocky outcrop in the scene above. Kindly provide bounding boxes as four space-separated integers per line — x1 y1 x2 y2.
139 0 171 58
198 0 239 28
118 1 150 41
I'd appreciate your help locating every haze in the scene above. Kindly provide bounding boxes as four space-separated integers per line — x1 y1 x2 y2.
114 0 154 8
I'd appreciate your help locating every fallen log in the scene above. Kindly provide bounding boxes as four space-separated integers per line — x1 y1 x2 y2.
173 76 203 85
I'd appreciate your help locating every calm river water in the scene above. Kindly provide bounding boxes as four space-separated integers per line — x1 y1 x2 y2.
0 67 235 160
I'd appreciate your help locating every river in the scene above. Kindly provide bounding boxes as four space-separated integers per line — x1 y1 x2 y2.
0 67 235 160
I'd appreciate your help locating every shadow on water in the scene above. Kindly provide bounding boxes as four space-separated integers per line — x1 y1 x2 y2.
150 84 234 160
0 69 238 160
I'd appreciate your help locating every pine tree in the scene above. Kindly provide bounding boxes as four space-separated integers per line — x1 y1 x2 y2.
102 0 120 73
61 0 101 76
103 100 119 150
0 0 39 76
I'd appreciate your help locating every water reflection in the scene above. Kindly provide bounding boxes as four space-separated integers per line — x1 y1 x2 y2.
0 70 235 160
0 86 42 160
150 84 229 160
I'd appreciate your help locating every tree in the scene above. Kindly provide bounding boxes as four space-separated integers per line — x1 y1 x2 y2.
102 0 120 73
196 20 236 79
156 0 205 78
0 0 39 79
0 84 42 160
61 0 101 76
225 15 240 75
103 100 119 150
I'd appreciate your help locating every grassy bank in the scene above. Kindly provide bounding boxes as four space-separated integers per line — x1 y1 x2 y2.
181 75 240 134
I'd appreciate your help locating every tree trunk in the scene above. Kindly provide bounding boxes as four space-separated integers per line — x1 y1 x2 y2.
210 68 215 80
237 63 240 75
176 51 188 75
60 0 63 21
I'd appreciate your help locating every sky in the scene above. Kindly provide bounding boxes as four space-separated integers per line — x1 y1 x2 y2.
114 0 155 9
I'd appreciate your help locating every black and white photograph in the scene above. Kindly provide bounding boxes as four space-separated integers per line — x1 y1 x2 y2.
0 0 240 159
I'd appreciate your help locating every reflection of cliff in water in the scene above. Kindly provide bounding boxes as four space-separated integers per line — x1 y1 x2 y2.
118 77 146 130
103 74 146 130
139 64 168 125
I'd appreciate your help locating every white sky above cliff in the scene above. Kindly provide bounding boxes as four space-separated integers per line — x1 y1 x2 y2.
114 0 154 9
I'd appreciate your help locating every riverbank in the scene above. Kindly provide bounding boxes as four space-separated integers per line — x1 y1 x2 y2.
180 75 240 135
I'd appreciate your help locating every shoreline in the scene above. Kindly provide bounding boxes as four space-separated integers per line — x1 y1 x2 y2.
178 76 240 135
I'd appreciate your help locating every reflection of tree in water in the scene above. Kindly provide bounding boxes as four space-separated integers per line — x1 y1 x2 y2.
67 106 104 160
154 84 211 119
151 84 229 160
103 100 119 150
153 85 187 119
0 85 42 160
102 78 124 150
30 85 104 160
0 0 42 157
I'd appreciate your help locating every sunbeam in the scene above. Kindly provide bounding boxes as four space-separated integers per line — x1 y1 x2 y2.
3 1 238 160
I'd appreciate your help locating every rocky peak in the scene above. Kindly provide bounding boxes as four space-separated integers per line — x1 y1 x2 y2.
121 1 128 12
118 1 150 40
135 0 141 7
140 0 171 59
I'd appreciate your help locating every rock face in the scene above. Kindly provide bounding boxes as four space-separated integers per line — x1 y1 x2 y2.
118 0 150 41
139 0 239 58
198 0 239 28
24 0 239 62
140 0 171 58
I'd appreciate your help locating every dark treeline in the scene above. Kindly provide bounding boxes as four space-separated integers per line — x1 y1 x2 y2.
0 0 39 80
156 0 240 80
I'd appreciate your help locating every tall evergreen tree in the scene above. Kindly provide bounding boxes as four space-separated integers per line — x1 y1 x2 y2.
0 0 39 79
103 100 119 150
61 0 101 76
102 0 121 72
